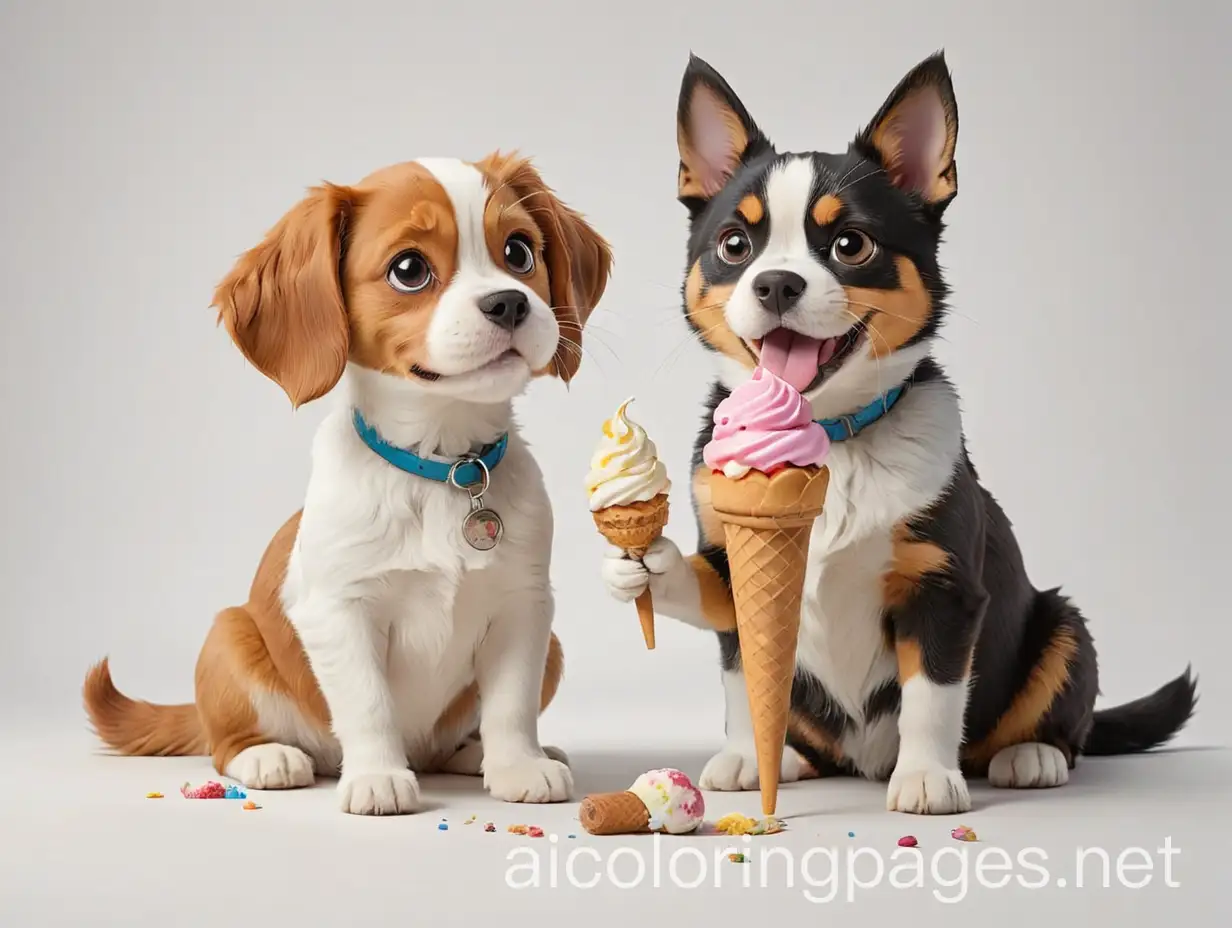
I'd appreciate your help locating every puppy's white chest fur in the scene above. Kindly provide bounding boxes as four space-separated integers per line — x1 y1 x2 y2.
794 378 962 773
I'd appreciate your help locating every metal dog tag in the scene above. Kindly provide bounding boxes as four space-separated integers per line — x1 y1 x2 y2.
449 455 503 551
462 503 504 551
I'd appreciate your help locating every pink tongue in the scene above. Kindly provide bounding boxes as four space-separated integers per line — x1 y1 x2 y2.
759 328 831 393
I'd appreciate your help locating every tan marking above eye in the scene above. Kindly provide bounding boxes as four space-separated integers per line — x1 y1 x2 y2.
812 194 842 226
736 194 764 224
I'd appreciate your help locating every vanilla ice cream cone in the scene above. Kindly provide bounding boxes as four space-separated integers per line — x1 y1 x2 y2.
592 493 669 648
586 398 672 650
710 466 830 816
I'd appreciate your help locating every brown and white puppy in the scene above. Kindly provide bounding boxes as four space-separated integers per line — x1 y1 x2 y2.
85 153 611 815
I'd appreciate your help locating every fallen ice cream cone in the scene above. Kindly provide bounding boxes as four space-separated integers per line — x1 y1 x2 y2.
580 768 704 835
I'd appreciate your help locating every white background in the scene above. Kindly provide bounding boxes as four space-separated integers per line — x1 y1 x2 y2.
0 0 1227 923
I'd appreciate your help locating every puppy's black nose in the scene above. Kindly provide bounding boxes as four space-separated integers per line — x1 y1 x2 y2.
477 289 530 331
752 270 807 315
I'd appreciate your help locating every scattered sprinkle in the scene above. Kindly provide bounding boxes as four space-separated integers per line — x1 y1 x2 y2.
527 826 545 838
714 813 785 836
484 822 496 832
898 835 918 848
180 780 228 799
508 824 529 835
567 834 577 839
438 823 449 831
145 792 163 799
950 825 978 842
464 814 477 825
242 800 260 811
727 853 748 863
224 785 247 800
848 831 855 838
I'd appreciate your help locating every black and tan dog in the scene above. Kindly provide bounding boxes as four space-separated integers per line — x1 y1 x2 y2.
603 52 1197 813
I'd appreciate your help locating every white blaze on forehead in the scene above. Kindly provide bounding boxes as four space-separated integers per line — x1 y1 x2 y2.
762 156 817 258
414 157 497 275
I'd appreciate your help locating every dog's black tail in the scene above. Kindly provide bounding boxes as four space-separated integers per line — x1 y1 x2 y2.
1083 667 1198 756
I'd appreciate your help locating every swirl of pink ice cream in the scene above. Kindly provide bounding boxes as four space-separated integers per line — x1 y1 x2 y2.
702 367 830 477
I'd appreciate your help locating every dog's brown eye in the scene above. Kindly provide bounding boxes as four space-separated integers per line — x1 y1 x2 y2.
387 250 432 293
717 229 752 265
831 229 876 267
504 233 535 276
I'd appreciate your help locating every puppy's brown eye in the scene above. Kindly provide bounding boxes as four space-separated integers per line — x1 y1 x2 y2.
387 250 432 293
831 230 876 267
504 233 535 276
717 229 752 265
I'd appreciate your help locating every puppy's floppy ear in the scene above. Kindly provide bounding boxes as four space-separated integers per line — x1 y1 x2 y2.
676 54 771 209
212 184 355 407
855 51 959 211
479 152 612 383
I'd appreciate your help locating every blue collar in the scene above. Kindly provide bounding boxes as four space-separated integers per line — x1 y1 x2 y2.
351 409 508 485
815 385 906 442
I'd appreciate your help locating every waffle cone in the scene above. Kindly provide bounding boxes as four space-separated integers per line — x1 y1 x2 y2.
593 494 670 649
709 466 829 816
579 790 651 835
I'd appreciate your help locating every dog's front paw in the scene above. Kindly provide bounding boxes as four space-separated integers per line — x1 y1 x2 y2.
699 745 803 791
485 754 573 803
887 763 971 814
602 545 650 603
338 769 422 816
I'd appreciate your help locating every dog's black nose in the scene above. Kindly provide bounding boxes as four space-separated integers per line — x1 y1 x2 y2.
477 289 530 331
752 270 807 315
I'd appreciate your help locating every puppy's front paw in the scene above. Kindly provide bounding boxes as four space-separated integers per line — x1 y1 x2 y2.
485 754 573 803
887 763 971 814
338 769 422 816
699 745 803 791
602 545 650 603
641 536 685 584
988 743 1069 789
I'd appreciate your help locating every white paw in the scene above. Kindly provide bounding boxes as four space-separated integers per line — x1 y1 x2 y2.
602 545 650 603
225 743 315 790
485 754 573 803
988 743 1069 788
887 763 971 814
698 744 803 791
441 739 484 776
641 536 685 579
338 769 422 815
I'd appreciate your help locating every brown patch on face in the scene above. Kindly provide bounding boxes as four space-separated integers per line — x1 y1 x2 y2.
736 194 764 225
476 152 612 382
341 162 460 377
480 180 551 308
963 627 1079 769
883 522 950 609
685 554 737 631
844 256 933 359
692 463 725 548
789 710 845 762
895 638 923 683
685 261 757 368
811 194 843 226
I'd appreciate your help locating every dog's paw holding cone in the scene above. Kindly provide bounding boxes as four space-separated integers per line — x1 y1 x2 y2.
703 366 831 816
587 398 671 649
580 768 705 835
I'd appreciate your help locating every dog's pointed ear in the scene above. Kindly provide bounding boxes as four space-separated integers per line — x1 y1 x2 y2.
212 184 355 407
676 54 771 209
477 152 612 384
856 51 959 211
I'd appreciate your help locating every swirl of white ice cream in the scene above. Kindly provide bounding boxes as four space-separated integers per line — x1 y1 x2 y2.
585 397 671 511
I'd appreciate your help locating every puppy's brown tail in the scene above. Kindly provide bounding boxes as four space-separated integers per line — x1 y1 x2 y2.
83 658 207 756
